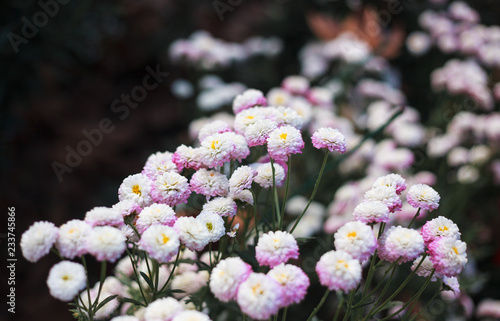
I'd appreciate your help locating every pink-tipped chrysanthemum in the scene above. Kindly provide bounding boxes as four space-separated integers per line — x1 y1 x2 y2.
315 250 362 292
233 89 267 114
172 145 203 172
255 231 299 267
427 237 467 277
21 221 59 263
372 174 407 195
267 263 310 307
84 207 124 228
118 173 154 208
267 125 305 161
198 120 233 143
281 75 310 95
112 199 142 217
352 201 390 224
421 216 461 245
190 169 229 198
86 226 126 263
406 184 440 211
236 273 283 320
254 162 285 188
209 257 253 302
199 133 234 168
311 127 347 153
142 151 178 180
139 225 180 263
229 165 257 195
244 119 278 147
202 197 237 217
334 221 377 262
378 226 425 264
226 132 250 162
152 172 192 206
56 220 91 259
174 217 211 252
364 185 402 212
136 203 177 234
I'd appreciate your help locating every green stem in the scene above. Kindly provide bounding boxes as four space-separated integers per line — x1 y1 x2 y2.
362 223 386 298
80 255 94 321
282 307 288 321
280 157 292 229
342 290 355 321
251 188 259 240
353 260 398 309
333 293 345 321
380 270 435 321
125 247 148 305
365 254 428 320
306 289 330 321
270 158 279 230
408 283 441 321
290 150 329 234
93 260 107 311
407 208 421 229
159 246 182 293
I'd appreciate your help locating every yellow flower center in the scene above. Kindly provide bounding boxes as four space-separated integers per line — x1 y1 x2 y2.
62 275 70 281
132 185 141 195
279 132 288 140
347 231 357 238
206 222 213 231
246 115 254 120
252 284 264 295
68 228 77 234
211 140 218 149
276 96 285 105
438 226 449 232
161 234 170 244
452 247 458 255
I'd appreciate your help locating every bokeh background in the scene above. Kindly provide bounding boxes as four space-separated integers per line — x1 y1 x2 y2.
2 0 500 320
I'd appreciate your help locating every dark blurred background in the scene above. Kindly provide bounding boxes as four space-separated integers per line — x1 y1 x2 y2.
2 0 500 320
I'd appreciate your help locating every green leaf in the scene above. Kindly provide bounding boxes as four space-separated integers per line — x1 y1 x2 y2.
140 271 155 290
94 295 118 313
121 297 147 307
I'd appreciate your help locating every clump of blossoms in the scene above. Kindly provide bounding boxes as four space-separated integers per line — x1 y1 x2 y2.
21 80 468 321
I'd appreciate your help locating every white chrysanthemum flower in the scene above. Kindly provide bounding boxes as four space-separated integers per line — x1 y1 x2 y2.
406 184 440 211
152 172 191 206
172 311 211 321
267 125 304 161
254 162 285 188
210 257 252 302
236 273 283 320
364 185 402 212
421 216 461 244
86 226 126 262
255 231 299 267
142 151 178 180
56 219 91 259
267 88 292 106
274 106 304 129
46 261 86 301
334 221 377 262
406 31 431 55
112 199 141 217
311 127 347 153
202 197 237 217
229 165 257 195
144 297 184 321
411 255 438 281
352 201 390 224
171 271 209 299
378 226 425 264
174 217 211 251
139 225 180 263
289 97 313 124
234 107 266 134
457 165 480 184
136 203 177 234
199 133 234 168
118 173 154 208
244 119 278 147
84 206 124 227
21 221 59 263
229 189 254 205
197 120 232 142
190 169 229 198
267 263 310 306
315 250 362 292
232 88 267 114
225 132 250 162
197 211 226 243
97 276 126 297
372 174 407 195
